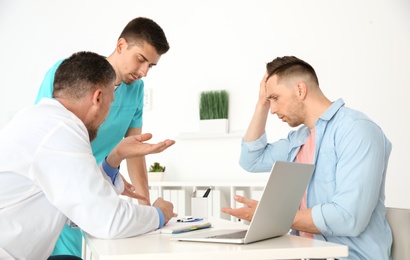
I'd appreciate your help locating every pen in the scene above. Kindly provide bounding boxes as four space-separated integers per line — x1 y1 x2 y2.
177 217 203 222
203 188 211 198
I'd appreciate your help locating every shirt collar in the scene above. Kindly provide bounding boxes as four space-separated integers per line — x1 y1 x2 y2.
318 98 345 122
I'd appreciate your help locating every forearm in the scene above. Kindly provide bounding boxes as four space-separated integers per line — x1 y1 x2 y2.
106 147 122 168
105 126 145 168
244 102 270 142
291 209 321 235
127 156 150 205
125 127 150 205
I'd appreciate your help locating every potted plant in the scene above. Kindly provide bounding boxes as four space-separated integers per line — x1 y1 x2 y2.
148 162 166 182
199 90 229 134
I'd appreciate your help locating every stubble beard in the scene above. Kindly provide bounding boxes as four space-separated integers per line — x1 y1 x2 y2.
121 73 138 85
287 95 305 128
86 125 98 142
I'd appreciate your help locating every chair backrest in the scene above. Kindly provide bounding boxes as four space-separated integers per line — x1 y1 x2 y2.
386 207 410 260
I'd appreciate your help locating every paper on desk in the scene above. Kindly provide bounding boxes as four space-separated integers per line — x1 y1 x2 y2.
160 219 212 234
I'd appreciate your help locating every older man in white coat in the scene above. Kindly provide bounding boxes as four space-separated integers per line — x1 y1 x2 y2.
0 51 176 260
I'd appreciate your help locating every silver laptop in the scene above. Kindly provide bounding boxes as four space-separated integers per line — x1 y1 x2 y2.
171 161 314 244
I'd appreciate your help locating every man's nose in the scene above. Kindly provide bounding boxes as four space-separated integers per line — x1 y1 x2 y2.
139 63 150 78
270 104 277 114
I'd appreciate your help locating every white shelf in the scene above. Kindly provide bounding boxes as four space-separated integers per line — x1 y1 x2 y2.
149 181 265 187
176 132 244 140
149 181 265 222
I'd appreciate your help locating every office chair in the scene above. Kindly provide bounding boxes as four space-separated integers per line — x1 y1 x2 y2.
386 207 410 260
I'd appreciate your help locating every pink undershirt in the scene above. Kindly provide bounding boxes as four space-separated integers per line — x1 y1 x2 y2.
296 127 315 238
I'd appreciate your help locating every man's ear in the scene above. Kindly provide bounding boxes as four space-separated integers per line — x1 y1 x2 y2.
296 82 307 100
92 89 103 106
116 38 127 54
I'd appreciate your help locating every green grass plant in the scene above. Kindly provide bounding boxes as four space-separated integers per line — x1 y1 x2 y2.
199 90 229 120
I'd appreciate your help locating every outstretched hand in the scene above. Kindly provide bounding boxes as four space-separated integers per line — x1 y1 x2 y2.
106 133 175 168
117 133 175 158
221 195 259 222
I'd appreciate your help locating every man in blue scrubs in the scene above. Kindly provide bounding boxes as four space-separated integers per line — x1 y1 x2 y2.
35 17 170 258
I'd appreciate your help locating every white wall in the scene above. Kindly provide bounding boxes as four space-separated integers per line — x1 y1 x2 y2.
1 0 409 208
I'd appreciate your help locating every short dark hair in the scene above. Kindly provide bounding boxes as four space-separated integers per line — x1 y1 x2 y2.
266 56 319 86
119 17 170 55
53 51 116 100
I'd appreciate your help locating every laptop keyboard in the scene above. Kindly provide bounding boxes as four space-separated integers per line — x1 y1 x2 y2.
207 230 247 239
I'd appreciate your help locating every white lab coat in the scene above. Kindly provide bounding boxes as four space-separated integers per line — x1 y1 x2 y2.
0 99 159 260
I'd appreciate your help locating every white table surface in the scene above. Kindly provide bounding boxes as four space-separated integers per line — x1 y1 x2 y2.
84 217 348 260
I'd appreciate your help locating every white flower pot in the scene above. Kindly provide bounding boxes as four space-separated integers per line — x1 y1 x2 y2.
148 172 165 182
199 119 229 134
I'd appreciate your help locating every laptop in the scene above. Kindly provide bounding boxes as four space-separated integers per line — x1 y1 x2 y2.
171 161 314 244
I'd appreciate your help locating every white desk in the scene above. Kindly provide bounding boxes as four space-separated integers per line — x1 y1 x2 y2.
84 218 348 260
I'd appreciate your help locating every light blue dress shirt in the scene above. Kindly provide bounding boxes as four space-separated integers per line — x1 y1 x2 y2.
239 99 392 260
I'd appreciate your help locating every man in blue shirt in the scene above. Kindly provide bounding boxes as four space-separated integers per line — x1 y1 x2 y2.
222 56 392 259
35 17 171 258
